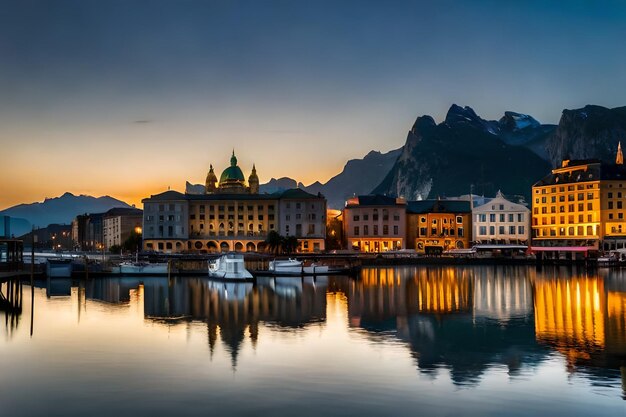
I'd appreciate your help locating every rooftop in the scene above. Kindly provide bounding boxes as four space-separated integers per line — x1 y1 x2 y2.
406 200 471 214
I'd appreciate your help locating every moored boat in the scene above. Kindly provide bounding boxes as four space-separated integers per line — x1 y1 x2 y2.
208 253 253 280
268 258 329 275
119 261 169 275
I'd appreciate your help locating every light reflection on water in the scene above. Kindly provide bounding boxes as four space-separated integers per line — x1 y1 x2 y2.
1 266 625 417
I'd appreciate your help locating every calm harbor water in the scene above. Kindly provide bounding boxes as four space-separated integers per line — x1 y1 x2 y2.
1 266 625 417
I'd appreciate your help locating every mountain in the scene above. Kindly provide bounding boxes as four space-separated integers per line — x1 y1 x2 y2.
373 105 552 201
259 177 298 194
0 192 131 235
546 105 626 167
305 148 402 209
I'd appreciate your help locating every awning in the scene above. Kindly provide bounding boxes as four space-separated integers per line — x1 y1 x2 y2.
530 246 594 252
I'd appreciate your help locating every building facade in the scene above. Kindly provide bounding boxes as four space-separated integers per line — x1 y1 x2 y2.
472 191 530 245
531 145 626 258
406 200 472 254
142 152 326 253
343 195 406 252
72 212 105 251
103 207 143 249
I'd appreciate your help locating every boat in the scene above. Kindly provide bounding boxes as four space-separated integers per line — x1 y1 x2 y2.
208 253 253 280
268 258 329 275
46 258 73 278
119 261 169 275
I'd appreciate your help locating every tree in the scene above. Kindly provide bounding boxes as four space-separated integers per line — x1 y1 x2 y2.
122 230 142 252
265 230 282 255
282 235 299 254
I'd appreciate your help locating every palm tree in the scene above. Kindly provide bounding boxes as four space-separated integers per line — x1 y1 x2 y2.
282 235 299 254
265 230 282 255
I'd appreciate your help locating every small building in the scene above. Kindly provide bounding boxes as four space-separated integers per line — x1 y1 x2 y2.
343 195 406 252
473 191 530 245
278 188 326 252
103 207 143 249
72 212 105 251
406 200 472 254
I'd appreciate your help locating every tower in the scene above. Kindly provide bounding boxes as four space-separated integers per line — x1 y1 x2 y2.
248 164 259 194
617 142 623 165
205 164 218 193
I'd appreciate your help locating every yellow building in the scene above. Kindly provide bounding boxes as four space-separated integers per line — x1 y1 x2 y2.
406 200 472 254
531 144 626 258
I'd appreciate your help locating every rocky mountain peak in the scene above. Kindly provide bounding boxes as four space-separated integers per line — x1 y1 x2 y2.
444 104 500 135
499 111 540 131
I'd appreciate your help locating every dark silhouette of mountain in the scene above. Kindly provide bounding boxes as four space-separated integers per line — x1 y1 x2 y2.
0 192 131 235
373 105 552 200
546 105 626 167
259 177 298 194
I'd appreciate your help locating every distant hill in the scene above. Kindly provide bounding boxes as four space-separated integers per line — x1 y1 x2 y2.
259 177 298 194
0 192 131 235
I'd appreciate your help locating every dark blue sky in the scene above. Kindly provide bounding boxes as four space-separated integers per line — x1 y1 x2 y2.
1 0 626 206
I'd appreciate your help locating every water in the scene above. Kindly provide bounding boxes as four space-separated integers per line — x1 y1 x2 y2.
1 266 625 417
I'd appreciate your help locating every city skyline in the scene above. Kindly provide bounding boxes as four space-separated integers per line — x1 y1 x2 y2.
3 1 626 209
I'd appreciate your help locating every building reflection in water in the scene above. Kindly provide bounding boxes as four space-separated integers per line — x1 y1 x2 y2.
84 275 328 368
349 266 625 393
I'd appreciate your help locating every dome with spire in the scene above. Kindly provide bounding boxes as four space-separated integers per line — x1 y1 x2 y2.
205 164 218 193
219 150 246 184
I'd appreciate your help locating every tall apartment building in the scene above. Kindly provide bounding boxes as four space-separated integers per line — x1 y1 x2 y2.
343 195 406 252
531 144 626 258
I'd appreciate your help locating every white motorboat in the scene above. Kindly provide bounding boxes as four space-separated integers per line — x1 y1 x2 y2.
208 253 253 280
268 258 329 275
119 261 169 274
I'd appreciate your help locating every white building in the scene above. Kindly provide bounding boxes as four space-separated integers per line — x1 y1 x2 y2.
103 207 143 249
278 188 326 252
472 191 530 245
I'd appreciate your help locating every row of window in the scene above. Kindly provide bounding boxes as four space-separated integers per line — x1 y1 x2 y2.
146 215 182 222
194 204 275 213
419 216 464 224
533 214 597 225
352 214 401 222
418 227 465 237
535 192 597 205
533 225 599 237
353 225 399 236
191 222 273 232
533 202 596 215
536 184 596 194
476 213 525 223
190 214 273 221
478 225 525 236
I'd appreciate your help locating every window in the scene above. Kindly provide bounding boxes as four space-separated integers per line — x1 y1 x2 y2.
609 192 614 198
518 226 525 235
499 226 505 234
308 224 315 235
499 214 505 222
609 201 614 209
479 226 487 235
393 225 398 235
363 214 369 221
517 213 523 222
456 216 463 224
509 226 516 235
353 215 360 221
618 201 623 209
383 225 389 235
363 225 369 235
458 228 464 237
296 203 301 210
489 214 496 222
373 225 378 235
489 226 495 235
508 214 514 222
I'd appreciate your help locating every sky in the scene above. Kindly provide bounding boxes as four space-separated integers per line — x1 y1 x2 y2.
2 0 626 209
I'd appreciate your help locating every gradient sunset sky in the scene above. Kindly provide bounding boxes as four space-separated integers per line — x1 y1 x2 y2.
2 0 626 209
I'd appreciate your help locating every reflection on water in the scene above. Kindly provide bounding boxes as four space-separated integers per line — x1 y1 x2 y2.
1 267 625 416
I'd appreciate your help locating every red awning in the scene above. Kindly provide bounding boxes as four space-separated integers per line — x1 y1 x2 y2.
530 246 594 252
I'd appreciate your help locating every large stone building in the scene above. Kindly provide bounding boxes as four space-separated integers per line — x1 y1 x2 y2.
103 207 143 249
343 195 406 252
142 152 326 253
472 191 530 245
531 143 626 258
406 200 472 254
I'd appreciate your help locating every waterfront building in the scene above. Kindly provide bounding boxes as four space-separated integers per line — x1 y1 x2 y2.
278 188 326 252
343 195 406 252
142 151 326 253
472 191 530 245
103 207 143 249
72 212 105 251
406 200 472 254
531 144 626 258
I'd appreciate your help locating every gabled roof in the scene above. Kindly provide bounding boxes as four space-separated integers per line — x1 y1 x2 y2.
142 190 186 202
103 207 143 217
406 200 471 214
279 188 324 200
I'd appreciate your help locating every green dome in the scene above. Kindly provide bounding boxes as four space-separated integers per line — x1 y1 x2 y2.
220 165 245 183
219 151 245 184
